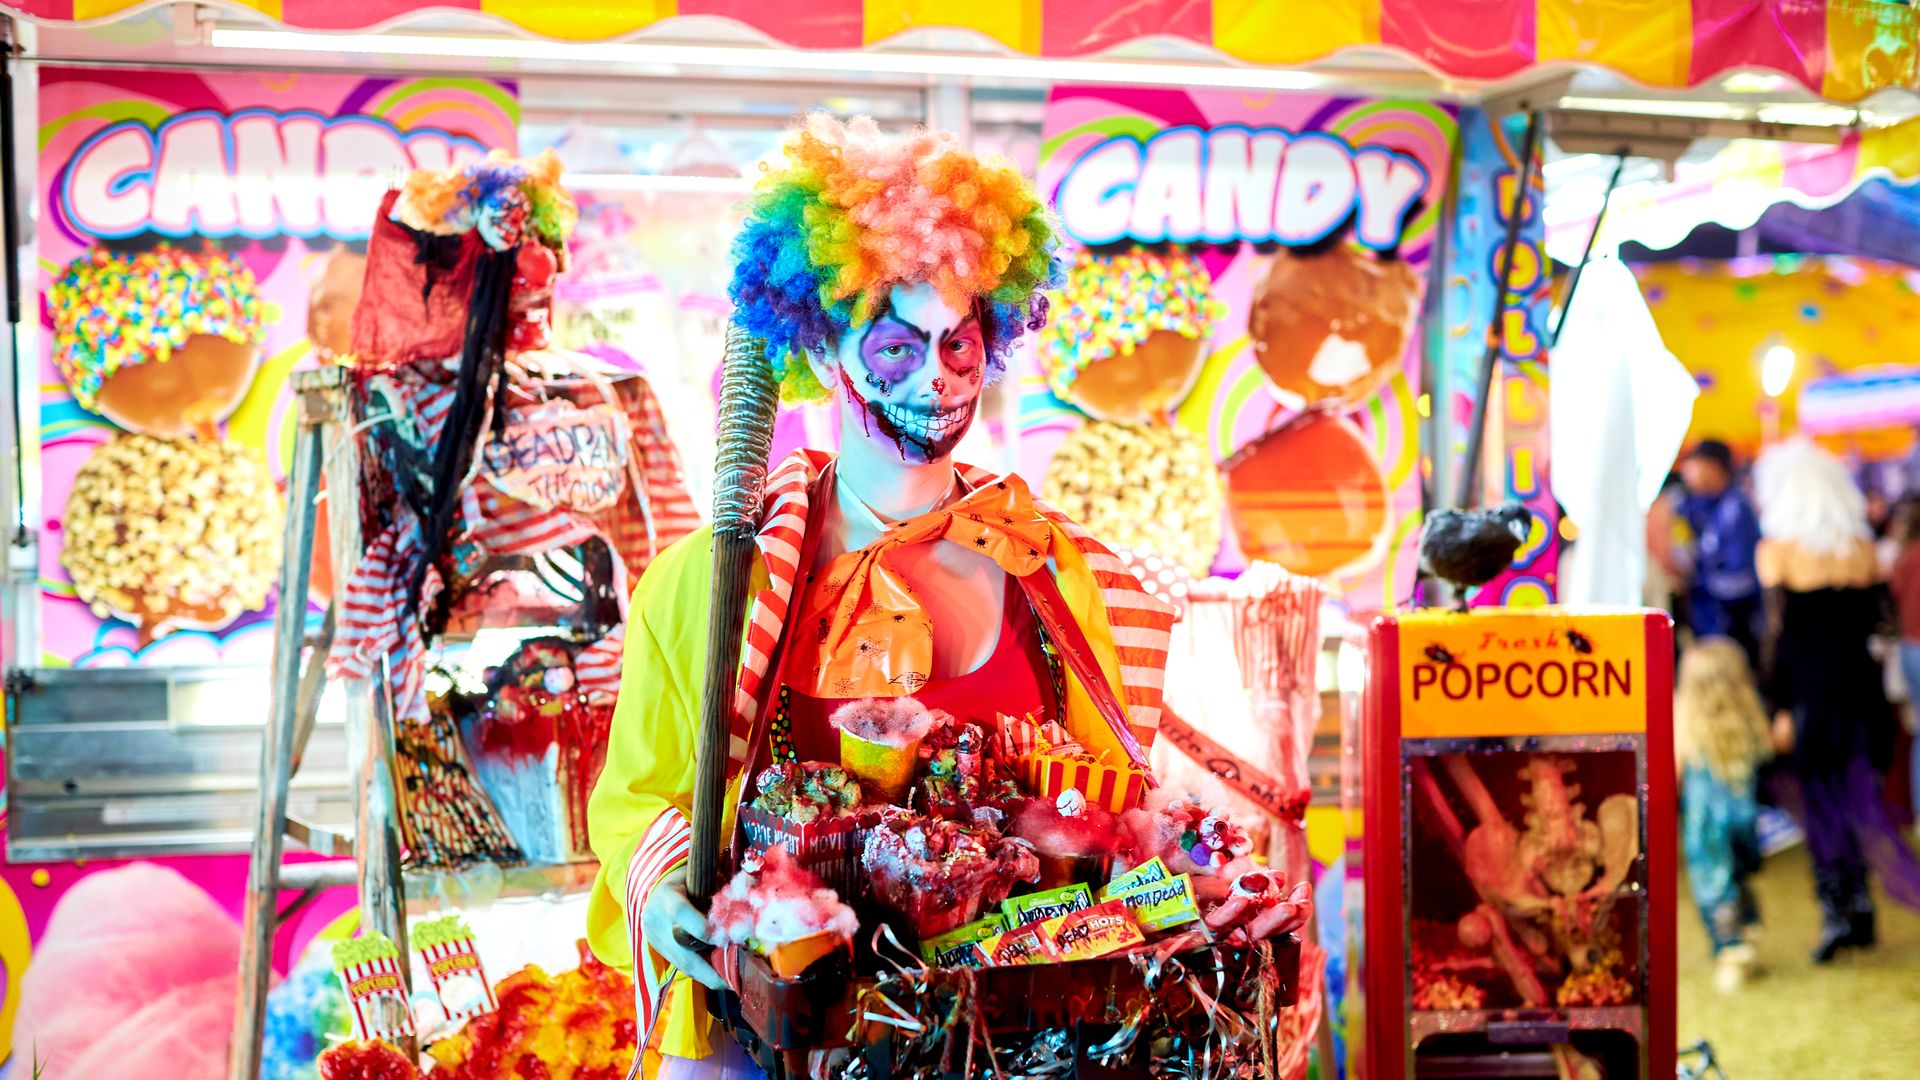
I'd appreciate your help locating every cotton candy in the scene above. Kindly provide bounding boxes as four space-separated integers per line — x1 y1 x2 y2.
14 862 242 1080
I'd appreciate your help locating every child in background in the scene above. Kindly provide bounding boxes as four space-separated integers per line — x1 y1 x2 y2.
1675 636 1774 992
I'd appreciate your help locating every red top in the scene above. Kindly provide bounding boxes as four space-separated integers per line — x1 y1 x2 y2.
1893 541 1920 641
778 577 1054 762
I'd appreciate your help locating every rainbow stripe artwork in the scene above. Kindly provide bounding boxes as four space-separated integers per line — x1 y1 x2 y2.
1028 88 1457 614
1443 110 1559 608
34 67 518 669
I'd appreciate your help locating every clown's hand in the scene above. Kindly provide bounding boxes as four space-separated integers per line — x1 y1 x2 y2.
641 866 725 990
1246 881 1314 940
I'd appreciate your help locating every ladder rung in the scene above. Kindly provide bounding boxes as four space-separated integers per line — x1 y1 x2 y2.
278 859 356 891
285 816 354 857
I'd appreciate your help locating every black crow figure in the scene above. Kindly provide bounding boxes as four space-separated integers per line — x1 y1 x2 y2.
1419 501 1532 610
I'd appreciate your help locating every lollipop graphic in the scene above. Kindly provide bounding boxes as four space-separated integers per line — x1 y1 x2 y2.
50 244 276 438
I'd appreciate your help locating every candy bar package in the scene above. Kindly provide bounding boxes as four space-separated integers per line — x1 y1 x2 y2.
1001 881 1094 928
332 934 415 1042
1104 856 1172 895
1040 899 1146 961
1099 872 1202 932
973 922 1055 967
413 915 497 1022
918 915 1008 969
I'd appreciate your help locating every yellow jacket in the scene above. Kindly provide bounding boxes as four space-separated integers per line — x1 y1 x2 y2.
585 452 1174 1062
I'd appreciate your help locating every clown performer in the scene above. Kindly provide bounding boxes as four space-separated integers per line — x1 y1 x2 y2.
586 117 1253 1075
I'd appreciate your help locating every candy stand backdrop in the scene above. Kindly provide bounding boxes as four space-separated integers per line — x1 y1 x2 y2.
0 68 517 1075
34 68 517 668
1026 87 1458 613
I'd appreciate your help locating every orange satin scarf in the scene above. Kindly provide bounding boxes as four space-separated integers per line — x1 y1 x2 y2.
791 473 1053 699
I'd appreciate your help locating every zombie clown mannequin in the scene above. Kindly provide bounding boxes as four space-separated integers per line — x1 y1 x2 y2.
585 116 1185 1075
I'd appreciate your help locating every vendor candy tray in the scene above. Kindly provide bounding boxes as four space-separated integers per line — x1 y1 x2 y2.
725 933 1300 1062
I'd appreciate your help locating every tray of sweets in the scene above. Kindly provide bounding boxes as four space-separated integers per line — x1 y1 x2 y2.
725 933 1300 1054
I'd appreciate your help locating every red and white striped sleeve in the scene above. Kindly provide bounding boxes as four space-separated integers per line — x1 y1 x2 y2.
626 806 694 1037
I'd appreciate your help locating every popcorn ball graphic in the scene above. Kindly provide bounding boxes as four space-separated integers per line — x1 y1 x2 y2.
61 432 282 638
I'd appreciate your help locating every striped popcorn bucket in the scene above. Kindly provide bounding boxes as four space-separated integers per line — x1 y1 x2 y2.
339 953 415 1041
1016 752 1147 813
421 937 498 1022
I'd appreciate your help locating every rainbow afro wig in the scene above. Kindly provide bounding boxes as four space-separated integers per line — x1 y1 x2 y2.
729 114 1062 402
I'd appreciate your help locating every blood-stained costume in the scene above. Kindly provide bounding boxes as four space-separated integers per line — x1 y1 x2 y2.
583 116 1176 1071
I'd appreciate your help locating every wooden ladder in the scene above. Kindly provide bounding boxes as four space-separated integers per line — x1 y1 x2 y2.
227 366 413 1078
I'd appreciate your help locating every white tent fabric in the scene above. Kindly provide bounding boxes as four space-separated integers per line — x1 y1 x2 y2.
1550 257 1700 606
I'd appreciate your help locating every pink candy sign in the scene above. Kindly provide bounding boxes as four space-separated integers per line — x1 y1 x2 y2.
1026 88 1458 611
33 68 518 668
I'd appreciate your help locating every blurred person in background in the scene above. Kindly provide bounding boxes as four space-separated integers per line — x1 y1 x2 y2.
1675 637 1773 992
1755 440 1920 962
1888 498 1920 832
1679 439 1764 672
1647 473 1692 645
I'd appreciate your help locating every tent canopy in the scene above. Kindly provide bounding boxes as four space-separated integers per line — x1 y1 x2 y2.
1547 117 1920 262
4 0 1917 103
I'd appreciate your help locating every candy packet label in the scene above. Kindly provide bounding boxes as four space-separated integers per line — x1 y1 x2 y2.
920 914 1008 968
1001 881 1093 927
1040 899 1145 961
1099 872 1201 932
974 922 1055 966
1103 857 1171 896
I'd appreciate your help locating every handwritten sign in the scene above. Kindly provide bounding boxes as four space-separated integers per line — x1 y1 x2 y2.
1158 710 1310 824
481 399 631 513
1396 610 1649 738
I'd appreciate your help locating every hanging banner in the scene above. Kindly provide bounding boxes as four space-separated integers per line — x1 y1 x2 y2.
1027 88 1458 613
34 68 518 668
1443 110 1559 606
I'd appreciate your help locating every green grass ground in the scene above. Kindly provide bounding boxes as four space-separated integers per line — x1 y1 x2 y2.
1677 843 1920 1080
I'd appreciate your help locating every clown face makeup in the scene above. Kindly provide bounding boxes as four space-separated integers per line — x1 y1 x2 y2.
820 281 988 464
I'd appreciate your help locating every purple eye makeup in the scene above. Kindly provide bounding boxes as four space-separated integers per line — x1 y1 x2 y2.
858 313 930 385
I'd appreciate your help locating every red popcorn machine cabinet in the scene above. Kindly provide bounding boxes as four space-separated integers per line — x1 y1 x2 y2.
1346 609 1674 1080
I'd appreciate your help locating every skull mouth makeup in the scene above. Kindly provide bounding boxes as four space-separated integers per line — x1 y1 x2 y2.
842 376 978 463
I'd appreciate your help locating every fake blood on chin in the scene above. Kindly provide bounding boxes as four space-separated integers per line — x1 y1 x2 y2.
841 375 976 463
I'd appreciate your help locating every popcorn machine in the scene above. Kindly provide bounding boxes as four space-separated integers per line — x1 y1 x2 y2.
1346 609 1674 1080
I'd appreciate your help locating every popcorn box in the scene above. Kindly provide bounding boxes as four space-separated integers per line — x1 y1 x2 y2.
737 804 869 903
414 915 497 1022
1014 752 1146 814
332 935 415 1043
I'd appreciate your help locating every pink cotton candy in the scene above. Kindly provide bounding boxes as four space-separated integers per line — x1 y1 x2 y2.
14 862 243 1080
708 847 859 948
830 696 942 749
